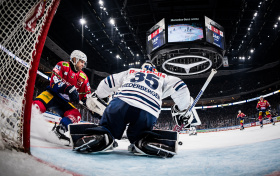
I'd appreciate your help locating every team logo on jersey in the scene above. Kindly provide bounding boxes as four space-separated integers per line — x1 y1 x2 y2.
160 55 212 75
77 77 84 87
79 72 87 79
71 73 75 78
54 65 61 73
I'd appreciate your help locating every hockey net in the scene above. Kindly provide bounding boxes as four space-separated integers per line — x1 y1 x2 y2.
0 0 60 153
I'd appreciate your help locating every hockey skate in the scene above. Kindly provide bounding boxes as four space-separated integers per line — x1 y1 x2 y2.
52 123 70 145
272 122 275 125
260 124 263 129
240 126 244 130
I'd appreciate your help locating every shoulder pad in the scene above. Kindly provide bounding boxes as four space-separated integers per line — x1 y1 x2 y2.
79 72 87 79
62 62 69 67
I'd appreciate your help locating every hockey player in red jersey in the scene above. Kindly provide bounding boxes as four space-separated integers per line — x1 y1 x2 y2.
33 50 91 143
237 110 246 130
256 96 275 128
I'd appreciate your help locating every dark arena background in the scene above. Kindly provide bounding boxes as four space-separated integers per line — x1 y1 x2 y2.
1 0 280 176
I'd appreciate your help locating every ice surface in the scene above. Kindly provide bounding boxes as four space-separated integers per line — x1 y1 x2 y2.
1 115 280 176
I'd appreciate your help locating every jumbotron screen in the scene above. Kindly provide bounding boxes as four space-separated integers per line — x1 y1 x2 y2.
205 16 225 50
167 17 204 43
146 18 166 54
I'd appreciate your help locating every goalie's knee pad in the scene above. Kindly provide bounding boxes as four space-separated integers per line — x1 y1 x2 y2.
134 130 178 158
69 124 115 153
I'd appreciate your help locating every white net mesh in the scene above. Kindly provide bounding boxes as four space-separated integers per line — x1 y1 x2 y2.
0 0 58 150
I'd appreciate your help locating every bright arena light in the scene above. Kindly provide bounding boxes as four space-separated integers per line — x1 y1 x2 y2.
99 0 104 6
80 18 86 25
110 18 115 25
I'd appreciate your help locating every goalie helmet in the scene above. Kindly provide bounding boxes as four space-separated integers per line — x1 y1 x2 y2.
70 50 87 67
238 110 241 113
141 60 157 72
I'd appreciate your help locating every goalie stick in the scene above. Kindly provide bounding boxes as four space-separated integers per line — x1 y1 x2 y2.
173 69 217 132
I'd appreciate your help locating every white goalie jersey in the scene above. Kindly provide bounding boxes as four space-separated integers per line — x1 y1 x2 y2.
95 68 191 118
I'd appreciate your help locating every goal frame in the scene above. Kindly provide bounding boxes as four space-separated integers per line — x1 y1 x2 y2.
20 0 61 154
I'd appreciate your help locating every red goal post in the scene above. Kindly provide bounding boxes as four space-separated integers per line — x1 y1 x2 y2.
0 0 61 153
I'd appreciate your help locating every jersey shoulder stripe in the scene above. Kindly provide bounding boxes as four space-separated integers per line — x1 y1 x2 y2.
106 75 116 88
111 75 115 87
173 80 183 88
106 76 112 88
175 82 187 91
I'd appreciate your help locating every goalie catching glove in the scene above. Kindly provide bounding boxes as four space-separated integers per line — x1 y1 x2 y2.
85 92 108 116
171 104 194 129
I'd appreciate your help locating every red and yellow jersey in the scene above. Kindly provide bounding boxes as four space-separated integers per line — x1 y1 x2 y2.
50 61 91 100
237 112 246 118
256 100 270 110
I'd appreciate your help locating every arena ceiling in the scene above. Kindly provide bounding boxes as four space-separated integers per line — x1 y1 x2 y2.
46 0 280 74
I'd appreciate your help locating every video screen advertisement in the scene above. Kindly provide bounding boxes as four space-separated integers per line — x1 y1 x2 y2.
167 17 204 43
205 16 225 50
146 18 166 54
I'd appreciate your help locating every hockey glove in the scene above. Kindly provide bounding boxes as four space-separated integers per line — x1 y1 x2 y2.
171 104 193 129
65 85 79 103
86 92 107 116
50 81 67 94
268 106 272 111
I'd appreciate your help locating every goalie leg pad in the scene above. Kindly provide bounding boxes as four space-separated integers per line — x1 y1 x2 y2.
134 130 178 158
69 124 115 153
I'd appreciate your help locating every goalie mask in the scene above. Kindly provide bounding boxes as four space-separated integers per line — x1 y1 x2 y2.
171 104 194 129
141 60 157 72
70 50 87 68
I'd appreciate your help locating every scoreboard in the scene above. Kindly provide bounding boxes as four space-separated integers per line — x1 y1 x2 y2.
205 16 225 50
146 19 166 54
146 16 225 54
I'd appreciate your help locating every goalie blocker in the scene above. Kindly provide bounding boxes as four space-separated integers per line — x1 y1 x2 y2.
69 123 178 158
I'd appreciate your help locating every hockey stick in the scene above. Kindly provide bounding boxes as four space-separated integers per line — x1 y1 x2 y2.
173 69 217 132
